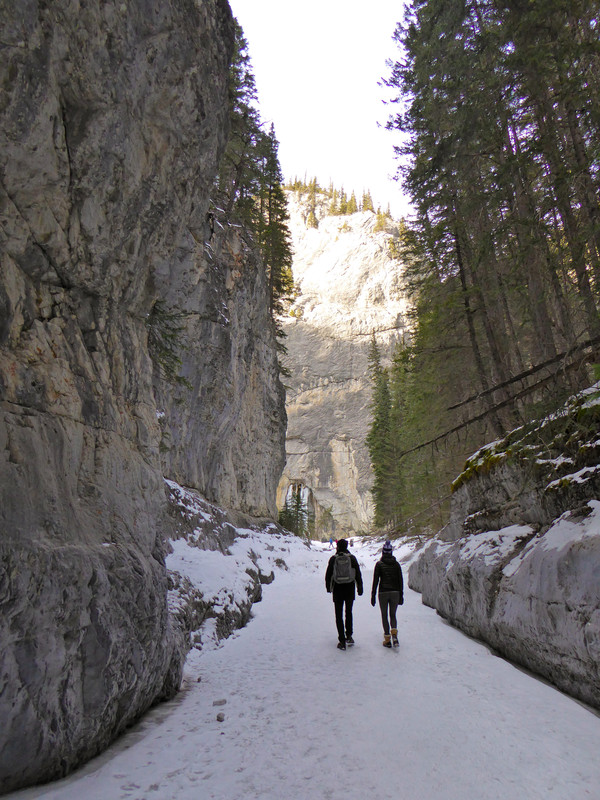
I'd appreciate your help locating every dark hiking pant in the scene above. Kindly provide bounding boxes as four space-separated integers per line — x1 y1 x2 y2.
378 591 400 635
334 595 354 642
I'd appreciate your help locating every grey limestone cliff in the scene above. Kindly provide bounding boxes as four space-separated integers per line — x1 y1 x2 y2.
0 1 285 793
279 192 408 535
155 223 286 519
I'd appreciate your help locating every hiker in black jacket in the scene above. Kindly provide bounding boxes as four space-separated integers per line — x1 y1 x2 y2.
371 540 404 647
325 538 363 650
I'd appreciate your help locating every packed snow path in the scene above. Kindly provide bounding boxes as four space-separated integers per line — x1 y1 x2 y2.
10 539 600 800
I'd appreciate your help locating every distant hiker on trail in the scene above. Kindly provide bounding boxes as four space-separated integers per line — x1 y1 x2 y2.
325 538 363 650
329 536 334 549
371 540 404 648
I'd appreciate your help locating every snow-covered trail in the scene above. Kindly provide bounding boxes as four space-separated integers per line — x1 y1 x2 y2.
10 539 600 800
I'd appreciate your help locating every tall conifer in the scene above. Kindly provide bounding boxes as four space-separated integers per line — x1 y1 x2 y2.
376 0 600 531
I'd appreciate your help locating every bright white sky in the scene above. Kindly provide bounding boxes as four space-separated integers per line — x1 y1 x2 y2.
227 0 412 219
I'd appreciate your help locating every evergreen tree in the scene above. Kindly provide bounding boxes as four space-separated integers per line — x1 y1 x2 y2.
305 178 318 228
278 484 310 536
256 124 294 316
329 189 340 215
375 0 600 532
214 20 263 223
339 189 348 215
374 210 388 233
214 21 294 337
366 337 394 528
385 0 600 403
347 191 358 214
278 495 295 533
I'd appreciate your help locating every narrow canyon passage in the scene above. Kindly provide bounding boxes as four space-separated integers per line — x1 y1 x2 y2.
10 540 600 800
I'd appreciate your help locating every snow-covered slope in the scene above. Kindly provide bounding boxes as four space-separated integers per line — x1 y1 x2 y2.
8 535 600 800
280 191 409 534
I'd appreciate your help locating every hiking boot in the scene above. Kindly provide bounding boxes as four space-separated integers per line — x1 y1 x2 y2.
346 635 354 646
337 641 346 650
391 629 399 647
383 634 392 648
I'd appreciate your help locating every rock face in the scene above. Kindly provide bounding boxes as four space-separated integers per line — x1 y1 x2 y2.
0 1 285 793
279 192 408 534
409 386 600 710
155 224 286 519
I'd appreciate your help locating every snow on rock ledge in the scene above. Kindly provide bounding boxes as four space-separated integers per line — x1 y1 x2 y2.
164 480 301 654
410 386 600 710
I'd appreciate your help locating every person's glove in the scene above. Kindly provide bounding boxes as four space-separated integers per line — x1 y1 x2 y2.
358 589 363 596
400 596 404 605
327 588 331 593
371 596 376 607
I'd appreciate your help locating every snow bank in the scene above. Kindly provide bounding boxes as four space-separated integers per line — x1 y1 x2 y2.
410 502 600 709
164 478 310 652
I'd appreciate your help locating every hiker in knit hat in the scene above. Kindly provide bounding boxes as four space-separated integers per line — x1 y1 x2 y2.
325 538 363 650
371 540 404 647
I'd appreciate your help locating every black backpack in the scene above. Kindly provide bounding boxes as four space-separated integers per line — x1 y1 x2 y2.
332 552 355 584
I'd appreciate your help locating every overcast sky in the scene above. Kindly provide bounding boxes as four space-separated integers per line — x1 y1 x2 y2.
227 0 412 219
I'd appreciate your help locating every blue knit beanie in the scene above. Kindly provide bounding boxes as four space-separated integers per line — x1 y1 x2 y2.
382 540 393 554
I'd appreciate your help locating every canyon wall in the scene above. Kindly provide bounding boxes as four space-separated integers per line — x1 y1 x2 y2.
279 192 409 535
409 386 600 710
154 223 286 520
0 1 285 792
277 192 407 536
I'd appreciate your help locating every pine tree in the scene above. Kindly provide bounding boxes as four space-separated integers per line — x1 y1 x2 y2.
376 0 600 532
329 189 340 215
385 0 599 407
214 20 263 223
214 21 294 341
339 189 348 215
366 337 395 528
362 190 374 212
256 124 294 316
278 484 310 536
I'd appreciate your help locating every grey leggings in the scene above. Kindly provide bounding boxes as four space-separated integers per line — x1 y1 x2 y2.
378 591 400 635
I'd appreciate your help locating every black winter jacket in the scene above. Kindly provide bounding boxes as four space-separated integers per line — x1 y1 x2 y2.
325 552 363 598
371 554 404 602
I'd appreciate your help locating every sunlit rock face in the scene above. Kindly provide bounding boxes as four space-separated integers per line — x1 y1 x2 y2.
0 1 251 792
278 192 409 534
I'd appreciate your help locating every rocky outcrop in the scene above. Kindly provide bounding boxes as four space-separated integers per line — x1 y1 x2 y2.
441 385 600 541
155 223 286 519
0 1 284 793
279 192 408 534
409 385 600 709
